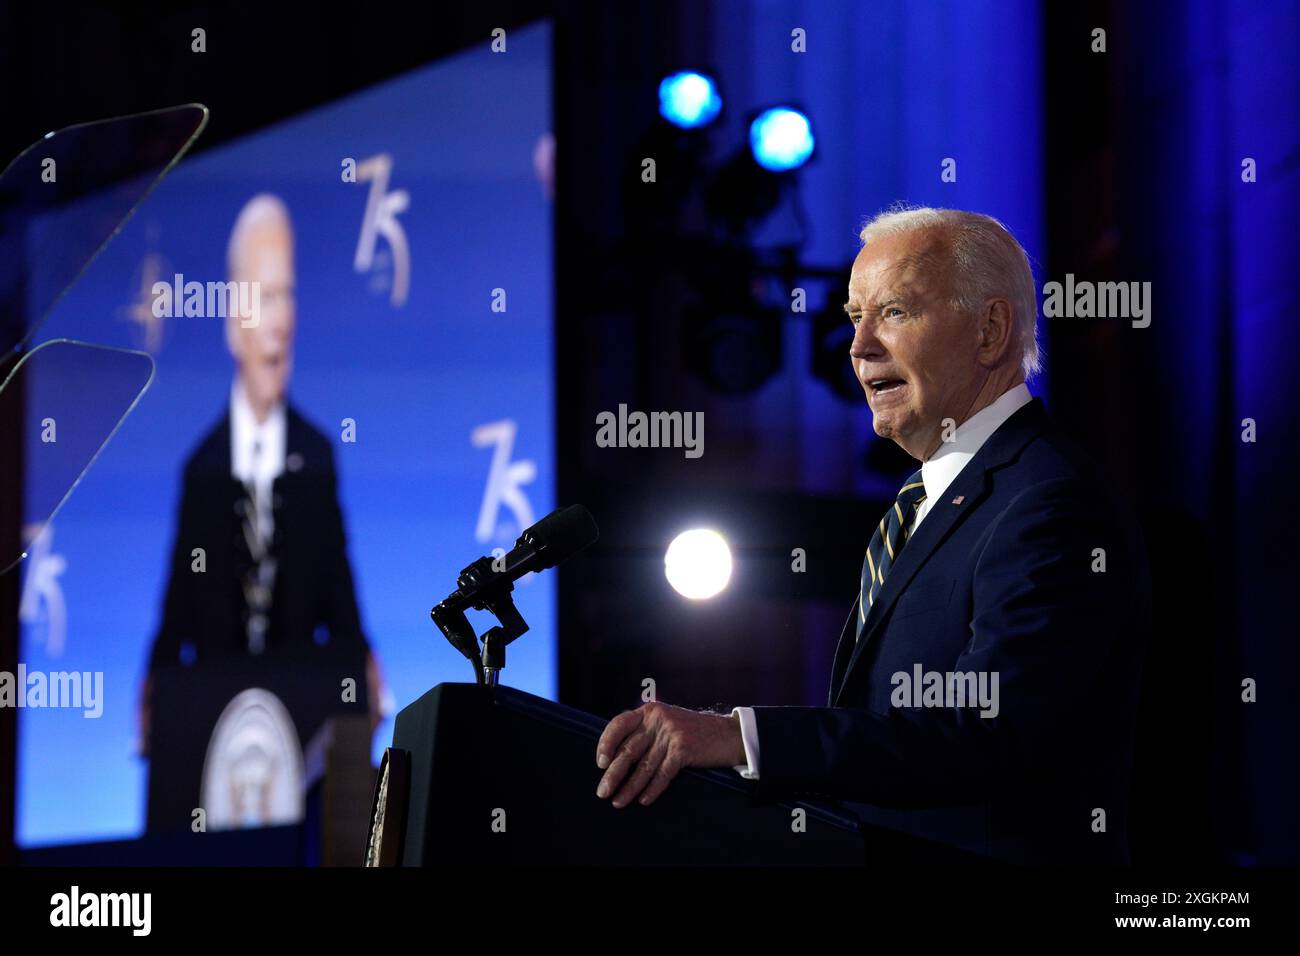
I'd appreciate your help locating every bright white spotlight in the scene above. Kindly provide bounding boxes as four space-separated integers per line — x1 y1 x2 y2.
664 528 733 600
658 71 723 129
749 107 815 172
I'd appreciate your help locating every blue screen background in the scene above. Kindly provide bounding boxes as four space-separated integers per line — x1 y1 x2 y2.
17 22 554 847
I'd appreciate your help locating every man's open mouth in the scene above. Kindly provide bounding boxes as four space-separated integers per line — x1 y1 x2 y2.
868 378 907 395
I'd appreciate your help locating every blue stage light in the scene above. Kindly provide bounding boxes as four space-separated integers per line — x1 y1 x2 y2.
658 71 723 129
748 107 814 172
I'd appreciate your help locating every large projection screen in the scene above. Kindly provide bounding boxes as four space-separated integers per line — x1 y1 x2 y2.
17 21 554 847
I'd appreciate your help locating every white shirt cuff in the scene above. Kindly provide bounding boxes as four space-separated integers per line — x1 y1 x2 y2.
730 706 760 780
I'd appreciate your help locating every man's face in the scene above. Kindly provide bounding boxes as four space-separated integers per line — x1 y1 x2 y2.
846 228 986 460
228 220 295 410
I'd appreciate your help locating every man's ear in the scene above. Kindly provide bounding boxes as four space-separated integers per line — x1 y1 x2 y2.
977 298 1016 367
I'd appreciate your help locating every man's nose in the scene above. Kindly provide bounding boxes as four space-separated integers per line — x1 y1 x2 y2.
849 318 884 361
256 313 291 351
261 298 292 331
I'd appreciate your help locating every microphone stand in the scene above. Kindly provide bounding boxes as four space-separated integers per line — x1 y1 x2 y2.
430 555 531 686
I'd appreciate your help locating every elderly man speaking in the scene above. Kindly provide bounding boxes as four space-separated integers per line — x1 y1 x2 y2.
595 207 1149 864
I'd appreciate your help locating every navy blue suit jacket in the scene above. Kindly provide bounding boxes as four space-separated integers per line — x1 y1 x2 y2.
751 398 1149 864
147 403 370 673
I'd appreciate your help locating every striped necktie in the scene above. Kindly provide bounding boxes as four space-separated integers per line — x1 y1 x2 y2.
856 469 927 642
237 473 276 656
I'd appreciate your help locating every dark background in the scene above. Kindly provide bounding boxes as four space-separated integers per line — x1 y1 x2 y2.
1 0 1296 867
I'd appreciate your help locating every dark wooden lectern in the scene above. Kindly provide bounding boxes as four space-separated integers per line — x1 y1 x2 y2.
382 683 882 866
147 648 370 835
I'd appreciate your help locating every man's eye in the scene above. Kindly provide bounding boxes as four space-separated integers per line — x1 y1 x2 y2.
884 307 905 319
848 313 861 326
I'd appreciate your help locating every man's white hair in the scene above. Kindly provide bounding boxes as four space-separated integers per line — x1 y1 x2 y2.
226 193 293 279
858 206 1042 378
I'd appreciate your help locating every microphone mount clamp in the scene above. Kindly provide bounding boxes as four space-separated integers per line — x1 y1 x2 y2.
430 554 530 686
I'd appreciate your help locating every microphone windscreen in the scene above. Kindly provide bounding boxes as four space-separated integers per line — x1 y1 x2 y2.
520 504 599 569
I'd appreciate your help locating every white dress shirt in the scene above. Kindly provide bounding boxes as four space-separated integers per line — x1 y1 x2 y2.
229 378 287 544
730 383 1034 780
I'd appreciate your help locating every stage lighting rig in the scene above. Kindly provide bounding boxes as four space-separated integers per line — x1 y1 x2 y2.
658 71 723 129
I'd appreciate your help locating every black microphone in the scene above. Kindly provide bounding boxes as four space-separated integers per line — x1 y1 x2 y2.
439 504 599 614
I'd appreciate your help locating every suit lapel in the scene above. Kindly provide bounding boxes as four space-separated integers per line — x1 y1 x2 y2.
271 405 307 532
831 399 1048 706
826 599 858 706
